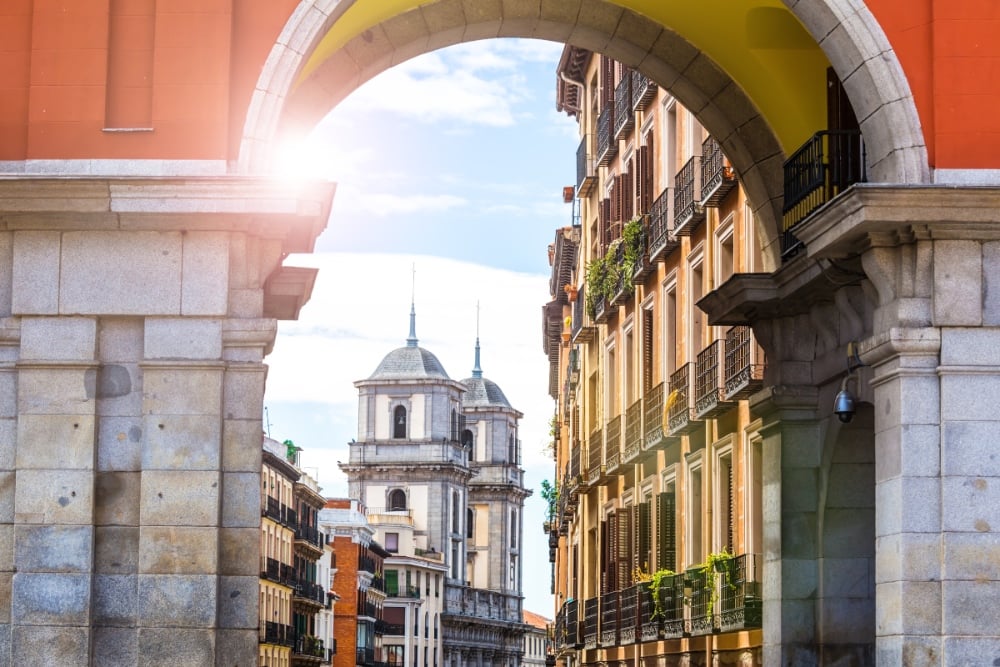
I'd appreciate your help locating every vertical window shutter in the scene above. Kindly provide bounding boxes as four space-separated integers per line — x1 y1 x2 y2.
656 492 676 572
636 146 646 214
638 502 651 573
617 508 631 590
627 155 635 220
600 519 609 593
728 461 735 553
642 136 654 213
642 310 654 392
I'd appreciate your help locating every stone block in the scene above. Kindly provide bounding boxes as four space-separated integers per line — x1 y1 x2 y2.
0 232 11 317
943 637 1000 664
0 418 14 469
0 372 14 418
11 231 60 315
95 364 143 417
0 525 12 571
780 467 818 512
222 367 266 420
776 557 819 601
942 531 1000 581
826 463 875 508
875 424 940 482
95 471 141 526
0 572 10 622
941 327 1000 366
141 414 221 471
15 414 95 470
138 628 215 667
17 367 95 416
138 526 218 574
214 629 258 667
11 625 90 667
59 231 182 315
221 472 260 528
933 240 982 325
93 574 137 625
218 575 258 629
823 508 875 558
95 526 139 574
877 635 943 666
984 243 1000 325
14 469 93 525
818 596 875 645
821 557 873 600
19 316 97 361
876 476 941 536
14 525 92 573
12 572 91 625
181 233 229 316
222 419 264 472
144 318 222 360
0 472 12 523
943 580 1000 635
138 574 216 627
780 511 818 559
97 317 144 363
218 527 259 576
97 416 143 471
142 367 223 416
941 475 1000 533
778 423 823 467
875 532 943 584
942 372 1000 421
875 373 940 432
139 470 219 526
878 580 941 636
93 627 138 666
227 288 264 319
943 421 1000 476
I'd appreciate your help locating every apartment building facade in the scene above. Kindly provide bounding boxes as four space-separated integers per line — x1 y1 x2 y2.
545 47 767 666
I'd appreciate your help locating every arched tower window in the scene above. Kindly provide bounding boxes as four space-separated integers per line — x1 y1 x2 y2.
388 489 407 511
466 507 474 539
393 405 407 439
451 408 458 442
508 434 515 463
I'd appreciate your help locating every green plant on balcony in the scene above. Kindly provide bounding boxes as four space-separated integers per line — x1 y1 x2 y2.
635 567 676 621
622 216 644 278
584 245 622 318
540 479 559 525
700 549 736 618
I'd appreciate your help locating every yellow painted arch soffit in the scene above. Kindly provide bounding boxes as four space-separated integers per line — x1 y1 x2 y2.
297 0 831 154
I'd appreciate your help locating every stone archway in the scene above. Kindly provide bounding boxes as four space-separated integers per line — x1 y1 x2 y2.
238 0 928 268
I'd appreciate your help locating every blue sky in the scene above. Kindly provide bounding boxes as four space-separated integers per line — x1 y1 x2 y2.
264 38 579 617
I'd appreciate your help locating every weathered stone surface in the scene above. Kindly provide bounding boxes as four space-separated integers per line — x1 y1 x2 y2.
933 240 982 326
941 475 1000 533
19 316 96 361
218 527 259 576
221 472 261 528
181 233 230 316
142 367 223 416
95 471 141 526
141 414 221 471
0 417 14 470
15 414 96 470
14 525 92 573
138 575 216 627
14 469 94 525
0 525 13 572
97 416 143 471
11 231 60 315
95 526 139 574
59 231 183 315
0 571 11 622
215 629 258 667
217 575 258 629
93 573 138 625
139 470 220 526
138 628 214 667
221 418 264 472
93 626 138 666
144 318 223 360
17 367 95 416
138 526 218 574
223 367 266 420
12 572 91 625
11 624 90 667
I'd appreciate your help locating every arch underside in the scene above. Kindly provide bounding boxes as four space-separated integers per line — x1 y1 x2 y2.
241 0 929 269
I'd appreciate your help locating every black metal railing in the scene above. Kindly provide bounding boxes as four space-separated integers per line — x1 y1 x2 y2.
667 363 695 435
262 495 282 522
599 590 619 647
614 73 634 139
610 240 631 305
694 339 733 418
356 647 375 666
280 563 297 587
605 417 621 473
295 523 325 549
261 556 280 581
294 581 326 606
619 584 639 644
588 427 603 483
387 583 420 598
358 555 376 574
656 573 686 639
576 133 597 197
597 102 617 165
631 69 657 110
687 567 715 636
648 187 679 262
724 325 764 399
294 635 326 658
782 129 865 257
643 381 664 449
631 223 653 283
572 285 595 344
624 399 642 462
638 580 660 642
566 597 580 647
717 553 764 632
284 506 297 529
260 621 295 646
673 156 704 234
582 597 599 649
701 136 736 206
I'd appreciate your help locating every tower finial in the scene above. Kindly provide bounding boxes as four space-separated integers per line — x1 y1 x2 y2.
407 264 418 347
472 301 483 378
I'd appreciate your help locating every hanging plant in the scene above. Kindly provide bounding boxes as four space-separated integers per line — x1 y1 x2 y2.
639 567 676 621
622 216 644 277
540 479 559 524
700 549 736 618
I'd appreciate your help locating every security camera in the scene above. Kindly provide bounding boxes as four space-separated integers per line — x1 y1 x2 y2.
834 373 857 423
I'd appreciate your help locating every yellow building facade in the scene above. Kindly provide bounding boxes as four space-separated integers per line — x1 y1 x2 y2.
260 440 300 667
545 47 766 666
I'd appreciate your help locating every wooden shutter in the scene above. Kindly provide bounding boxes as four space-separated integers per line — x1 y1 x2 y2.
727 460 735 553
626 155 635 220
637 502 651 573
642 309 654 392
656 492 676 572
640 134 654 214
617 508 632 591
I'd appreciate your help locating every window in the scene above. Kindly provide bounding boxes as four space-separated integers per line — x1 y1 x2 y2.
716 447 735 554
466 508 474 540
451 408 458 442
462 429 474 454
641 301 655 392
385 569 399 596
393 405 407 439
509 555 517 590
389 489 407 511
623 322 635 406
687 249 705 356
510 509 517 549
746 430 763 556
663 277 677 376
508 434 515 463
715 214 735 287
686 452 704 565
451 491 460 533
386 645 404 666
385 532 399 554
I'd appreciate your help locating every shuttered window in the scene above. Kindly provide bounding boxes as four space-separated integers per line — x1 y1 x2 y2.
656 492 676 572
617 508 632 591
636 502 652 573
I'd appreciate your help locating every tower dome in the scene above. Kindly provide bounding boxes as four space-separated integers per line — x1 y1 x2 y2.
460 336 512 409
366 302 451 381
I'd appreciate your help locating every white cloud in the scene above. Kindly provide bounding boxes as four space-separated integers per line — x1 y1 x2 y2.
330 187 468 218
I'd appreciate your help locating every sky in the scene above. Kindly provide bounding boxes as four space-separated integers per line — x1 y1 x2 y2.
263 38 580 618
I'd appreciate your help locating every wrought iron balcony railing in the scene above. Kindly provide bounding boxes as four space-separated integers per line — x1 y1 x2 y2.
261 495 282 523
623 398 642 463
781 129 865 258
599 590 619 647
724 325 764 400
610 240 632 306
566 596 580 647
643 381 664 450
260 621 295 647
576 133 597 197
294 634 326 658
673 156 705 234
631 222 654 284
571 285 595 344
631 69 657 110
619 583 639 645
701 136 737 206
667 363 699 435
694 339 735 419
582 597 599 649
613 74 634 140
648 187 679 262
716 553 763 632
261 556 281 581
604 416 621 474
597 102 617 166
588 427 604 484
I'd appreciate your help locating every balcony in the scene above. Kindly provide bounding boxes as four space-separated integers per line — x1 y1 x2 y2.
623 398 642 463
566 597 580 648
576 134 597 197
638 581 660 642
609 241 632 306
655 573 687 640
604 417 621 475
673 156 705 235
596 102 617 166
643 382 665 450
619 584 639 645
717 553 763 633
667 363 700 435
701 136 737 207
261 496 282 523
694 339 735 419
631 69 657 111
294 523 326 558
631 220 655 284
599 590 619 647
386 584 420 599
261 556 281 582
613 74 634 140
356 647 375 666
582 597 599 650
293 581 326 611
781 129 865 258
293 634 326 662
260 621 295 647
571 286 596 344
724 325 764 400
587 427 605 485
648 187 679 262
443 584 522 623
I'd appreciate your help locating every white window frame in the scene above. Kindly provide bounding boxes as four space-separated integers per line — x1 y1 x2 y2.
711 434 735 554
661 271 678 380
684 450 705 567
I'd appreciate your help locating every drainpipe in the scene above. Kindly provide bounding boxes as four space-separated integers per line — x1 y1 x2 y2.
558 71 585 115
